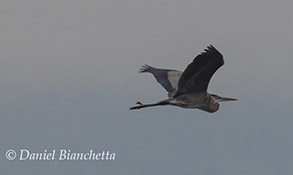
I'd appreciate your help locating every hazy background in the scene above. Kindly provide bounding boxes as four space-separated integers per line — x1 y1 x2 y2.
1 0 293 174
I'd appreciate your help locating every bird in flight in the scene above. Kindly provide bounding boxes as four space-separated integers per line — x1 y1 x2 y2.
130 45 237 113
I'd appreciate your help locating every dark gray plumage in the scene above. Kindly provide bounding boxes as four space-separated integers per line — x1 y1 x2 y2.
130 45 237 113
175 45 224 96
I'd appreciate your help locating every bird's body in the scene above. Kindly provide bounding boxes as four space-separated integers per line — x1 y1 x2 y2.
171 92 219 112
130 45 237 113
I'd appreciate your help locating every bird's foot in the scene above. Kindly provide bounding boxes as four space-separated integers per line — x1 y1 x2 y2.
129 101 144 110
136 101 144 106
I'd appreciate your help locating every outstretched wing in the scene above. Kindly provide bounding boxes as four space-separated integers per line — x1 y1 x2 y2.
140 65 182 97
174 45 224 97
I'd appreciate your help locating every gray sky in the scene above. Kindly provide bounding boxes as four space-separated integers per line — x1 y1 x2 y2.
1 0 293 174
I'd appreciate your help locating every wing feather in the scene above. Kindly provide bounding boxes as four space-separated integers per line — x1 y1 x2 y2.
174 45 224 97
140 65 182 97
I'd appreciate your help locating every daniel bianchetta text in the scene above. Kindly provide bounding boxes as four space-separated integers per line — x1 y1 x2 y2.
15 149 116 161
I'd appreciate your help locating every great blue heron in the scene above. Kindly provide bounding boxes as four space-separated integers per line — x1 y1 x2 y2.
130 45 237 113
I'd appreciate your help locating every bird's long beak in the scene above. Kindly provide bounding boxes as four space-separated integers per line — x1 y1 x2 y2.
211 94 238 102
218 97 238 102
